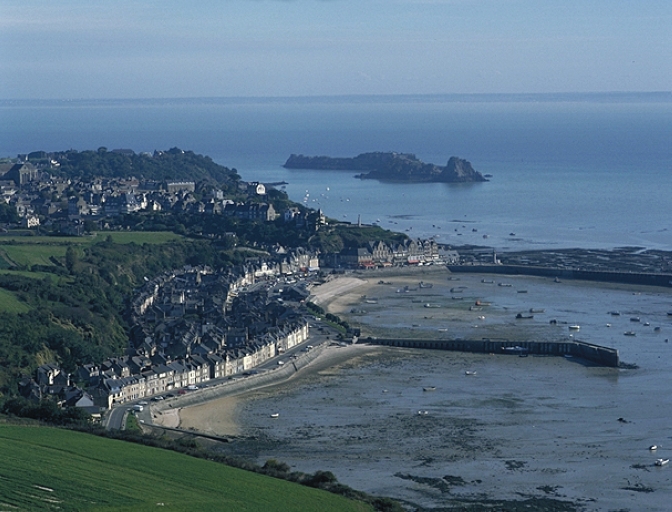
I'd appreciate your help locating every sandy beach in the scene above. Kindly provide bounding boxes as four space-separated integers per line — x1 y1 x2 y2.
155 343 382 436
159 267 446 435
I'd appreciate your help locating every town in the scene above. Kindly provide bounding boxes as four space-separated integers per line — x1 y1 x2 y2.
4 149 453 420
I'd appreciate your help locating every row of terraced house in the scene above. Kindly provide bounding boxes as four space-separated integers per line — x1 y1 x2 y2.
79 254 315 408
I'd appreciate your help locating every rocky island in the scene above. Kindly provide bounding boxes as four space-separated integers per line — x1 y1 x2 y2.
283 152 488 183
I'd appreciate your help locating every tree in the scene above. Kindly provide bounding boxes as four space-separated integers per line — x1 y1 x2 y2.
65 246 80 274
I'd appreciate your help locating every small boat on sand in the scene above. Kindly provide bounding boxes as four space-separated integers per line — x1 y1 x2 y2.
655 458 669 466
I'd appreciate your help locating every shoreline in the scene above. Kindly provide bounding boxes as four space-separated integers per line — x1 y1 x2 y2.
152 263 663 436
152 343 382 436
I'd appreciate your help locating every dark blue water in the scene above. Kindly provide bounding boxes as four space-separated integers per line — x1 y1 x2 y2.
2 94 671 249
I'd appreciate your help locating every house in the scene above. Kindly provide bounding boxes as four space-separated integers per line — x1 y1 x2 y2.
340 247 374 268
3 162 39 186
37 363 69 387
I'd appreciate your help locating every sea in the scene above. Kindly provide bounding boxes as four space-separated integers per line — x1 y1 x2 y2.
1 92 672 251
3 93 672 509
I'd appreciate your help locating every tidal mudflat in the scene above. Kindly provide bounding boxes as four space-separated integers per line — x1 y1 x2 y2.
187 269 672 510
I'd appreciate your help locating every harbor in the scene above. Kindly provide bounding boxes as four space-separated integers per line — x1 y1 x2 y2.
163 267 672 510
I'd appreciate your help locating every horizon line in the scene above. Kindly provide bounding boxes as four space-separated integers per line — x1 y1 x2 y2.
2 91 672 104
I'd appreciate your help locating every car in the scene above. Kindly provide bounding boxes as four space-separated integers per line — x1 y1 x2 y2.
151 396 164 401
138 400 148 406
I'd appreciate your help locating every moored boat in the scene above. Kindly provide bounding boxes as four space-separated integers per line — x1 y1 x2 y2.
655 458 669 466
569 325 580 331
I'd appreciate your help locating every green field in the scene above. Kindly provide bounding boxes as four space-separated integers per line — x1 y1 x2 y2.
94 231 183 245
0 425 373 512
0 287 30 313
0 244 68 267
0 232 184 269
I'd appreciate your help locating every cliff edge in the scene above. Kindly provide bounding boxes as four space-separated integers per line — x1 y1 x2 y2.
283 152 487 183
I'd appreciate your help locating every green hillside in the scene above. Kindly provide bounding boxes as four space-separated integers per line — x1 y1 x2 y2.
0 425 374 512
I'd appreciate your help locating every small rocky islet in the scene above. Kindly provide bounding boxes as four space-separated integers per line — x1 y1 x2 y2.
283 151 488 183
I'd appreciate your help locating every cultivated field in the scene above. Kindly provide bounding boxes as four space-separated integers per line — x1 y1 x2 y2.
0 425 373 512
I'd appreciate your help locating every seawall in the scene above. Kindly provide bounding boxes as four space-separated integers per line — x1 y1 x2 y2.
150 342 329 416
447 264 672 288
366 337 619 367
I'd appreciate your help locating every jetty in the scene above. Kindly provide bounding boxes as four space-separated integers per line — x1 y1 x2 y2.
365 337 619 367
447 264 672 288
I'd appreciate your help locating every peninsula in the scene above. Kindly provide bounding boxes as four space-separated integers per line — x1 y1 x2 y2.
283 152 488 183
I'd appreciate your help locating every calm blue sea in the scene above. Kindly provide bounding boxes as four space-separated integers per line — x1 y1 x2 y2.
2 94 671 250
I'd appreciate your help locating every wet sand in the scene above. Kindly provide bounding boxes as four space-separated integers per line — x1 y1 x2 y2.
167 343 382 437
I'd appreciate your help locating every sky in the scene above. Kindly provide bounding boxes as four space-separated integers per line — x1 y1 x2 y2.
1 0 671 99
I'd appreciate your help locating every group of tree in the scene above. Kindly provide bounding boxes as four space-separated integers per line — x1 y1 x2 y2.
47 147 241 192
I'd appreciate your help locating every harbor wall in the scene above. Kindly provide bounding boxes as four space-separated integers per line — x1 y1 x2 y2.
447 264 672 288
365 337 619 367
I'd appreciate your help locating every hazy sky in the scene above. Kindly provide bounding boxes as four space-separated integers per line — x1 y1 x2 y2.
2 0 671 99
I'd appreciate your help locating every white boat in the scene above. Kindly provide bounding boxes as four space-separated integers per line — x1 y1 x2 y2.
270 413 280 418
417 410 429 415
569 325 580 331
465 371 477 376
649 445 658 451
424 303 441 308
655 458 669 466
423 386 436 392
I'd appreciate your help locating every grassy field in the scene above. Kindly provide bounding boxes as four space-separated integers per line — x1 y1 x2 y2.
0 287 30 313
0 232 184 268
0 244 68 267
0 425 374 512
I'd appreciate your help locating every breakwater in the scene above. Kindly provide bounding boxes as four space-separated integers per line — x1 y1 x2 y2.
366 337 619 367
447 264 672 288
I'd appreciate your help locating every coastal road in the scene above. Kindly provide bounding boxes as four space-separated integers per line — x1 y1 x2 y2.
104 405 129 430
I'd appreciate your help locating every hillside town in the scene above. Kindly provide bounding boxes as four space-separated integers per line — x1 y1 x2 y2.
6 152 457 417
